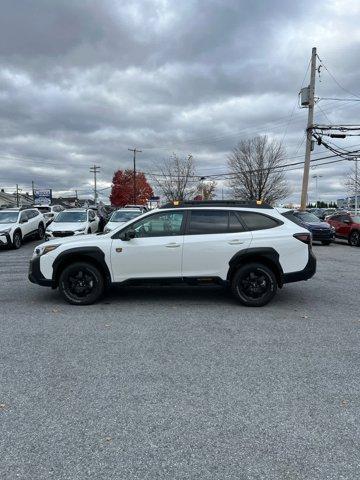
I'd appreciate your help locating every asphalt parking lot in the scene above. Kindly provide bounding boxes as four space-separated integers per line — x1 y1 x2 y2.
0 239 359 480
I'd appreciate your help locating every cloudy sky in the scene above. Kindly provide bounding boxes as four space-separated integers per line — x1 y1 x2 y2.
1 0 360 203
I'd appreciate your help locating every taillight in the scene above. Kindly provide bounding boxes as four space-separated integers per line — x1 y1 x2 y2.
293 233 312 246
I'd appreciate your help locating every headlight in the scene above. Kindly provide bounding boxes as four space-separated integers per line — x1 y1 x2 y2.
75 228 86 233
34 244 60 256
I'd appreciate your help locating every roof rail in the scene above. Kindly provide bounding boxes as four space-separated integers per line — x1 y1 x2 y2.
160 200 273 209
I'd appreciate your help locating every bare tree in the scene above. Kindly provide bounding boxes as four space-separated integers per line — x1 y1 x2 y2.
227 135 289 204
196 179 217 200
344 163 360 197
153 154 197 202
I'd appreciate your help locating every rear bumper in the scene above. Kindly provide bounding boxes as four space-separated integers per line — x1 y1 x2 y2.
283 250 316 284
28 256 53 287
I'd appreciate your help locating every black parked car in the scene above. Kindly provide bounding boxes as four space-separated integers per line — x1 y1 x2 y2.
292 211 335 245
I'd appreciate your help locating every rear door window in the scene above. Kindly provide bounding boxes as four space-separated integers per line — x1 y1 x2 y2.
187 210 229 235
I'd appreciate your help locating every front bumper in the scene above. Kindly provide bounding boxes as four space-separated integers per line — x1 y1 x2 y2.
311 230 335 241
0 232 11 246
283 250 316 284
28 256 53 287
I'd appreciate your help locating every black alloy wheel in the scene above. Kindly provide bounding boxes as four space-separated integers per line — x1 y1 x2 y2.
231 262 277 307
349 230 360 247
12 231 22 249
37 223 45 239
59 262 104 305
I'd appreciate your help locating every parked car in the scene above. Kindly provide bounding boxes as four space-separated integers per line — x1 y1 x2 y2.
35 205 64 225
287 211 335 245
0 207 45 249
326 212 360 246
104 209 143 233
124 204 148 213
45 208 99 239
29 200 316 306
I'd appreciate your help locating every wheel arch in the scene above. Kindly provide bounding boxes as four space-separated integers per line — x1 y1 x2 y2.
52 247 111 287
227 247 284 287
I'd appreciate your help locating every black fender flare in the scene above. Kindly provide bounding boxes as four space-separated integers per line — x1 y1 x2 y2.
227 247 284 287
52 246 111 287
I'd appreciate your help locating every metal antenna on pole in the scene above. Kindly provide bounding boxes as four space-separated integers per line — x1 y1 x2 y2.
300 47 317 210
128 148 142 204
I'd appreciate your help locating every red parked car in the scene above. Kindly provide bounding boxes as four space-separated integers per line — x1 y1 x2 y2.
327 212 360 246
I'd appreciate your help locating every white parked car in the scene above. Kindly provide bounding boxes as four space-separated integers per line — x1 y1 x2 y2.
29 200 316 306
45 208 99 239
104 209 142 233
0 207 46 249
35 205 65 225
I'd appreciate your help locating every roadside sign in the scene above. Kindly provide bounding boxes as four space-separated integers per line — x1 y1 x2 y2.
34 189 52 205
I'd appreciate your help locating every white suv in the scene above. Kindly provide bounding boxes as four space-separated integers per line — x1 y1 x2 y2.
35 205 64 225
29 201 316 306
45 208 99 239
0 207 46 249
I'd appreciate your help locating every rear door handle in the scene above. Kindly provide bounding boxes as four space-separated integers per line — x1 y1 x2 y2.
228 240 245 245
165 243 181 248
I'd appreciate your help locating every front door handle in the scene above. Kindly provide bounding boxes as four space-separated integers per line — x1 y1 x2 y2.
228 240 245 245
165 243 181 248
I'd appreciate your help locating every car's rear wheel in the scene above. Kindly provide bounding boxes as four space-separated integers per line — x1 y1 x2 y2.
37 223 45 240
231 262 277 307
321 240 331 245
349 230 360 246
12 231 22 249
58 262 105 305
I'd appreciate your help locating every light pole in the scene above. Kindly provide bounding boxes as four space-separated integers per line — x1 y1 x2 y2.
312 174 322 207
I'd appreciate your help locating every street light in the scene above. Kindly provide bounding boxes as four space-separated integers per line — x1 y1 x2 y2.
312 174 323 207
348 157 358 215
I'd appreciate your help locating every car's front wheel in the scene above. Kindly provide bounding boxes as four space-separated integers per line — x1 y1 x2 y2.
37 223 45 240
58 262 105 305
349 230 360 247
231 262 277 307
12 231 22 249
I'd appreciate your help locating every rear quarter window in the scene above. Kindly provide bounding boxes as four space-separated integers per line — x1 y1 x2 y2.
239 212 282 230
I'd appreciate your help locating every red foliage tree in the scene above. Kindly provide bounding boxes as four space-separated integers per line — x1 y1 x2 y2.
110 169 154 207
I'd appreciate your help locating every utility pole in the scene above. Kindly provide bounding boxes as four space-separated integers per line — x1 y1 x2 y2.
90 165 100 205
16 184 19 207
128 148 142 204
312 174 322 207
348 157 358 214
355 157 358 215
31 180 35 202
300 47 317 210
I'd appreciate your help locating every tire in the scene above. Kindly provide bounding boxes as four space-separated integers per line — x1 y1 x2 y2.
12 231 22 249
37 223 45 240
87 228 91 234
231 262 277 307
349 230 360 247
58 262 105 305
321 240 331 245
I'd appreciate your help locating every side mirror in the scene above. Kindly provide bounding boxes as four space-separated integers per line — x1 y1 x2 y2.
343 219 350 224
20 218 28 224
121 229 136 241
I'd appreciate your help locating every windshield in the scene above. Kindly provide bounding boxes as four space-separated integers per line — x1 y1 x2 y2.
351 216 360 223
55 211 87 223
37 206 51 213
110 210 140 222
0 212 19 223
295 212 321 223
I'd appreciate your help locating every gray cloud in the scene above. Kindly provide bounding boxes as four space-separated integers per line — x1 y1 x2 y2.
0 0 359 202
